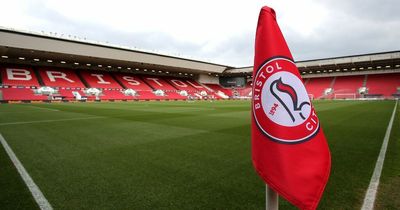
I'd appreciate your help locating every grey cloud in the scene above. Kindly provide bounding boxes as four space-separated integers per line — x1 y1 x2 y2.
15 0 400 67
23 1 207 60
284 0 400 61
200 32 255 67
323 0 400 22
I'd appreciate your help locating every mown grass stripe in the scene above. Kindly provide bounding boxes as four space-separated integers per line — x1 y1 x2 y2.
361 100 398 210
0 134 53 210
24 105 60 112
0 116 106 126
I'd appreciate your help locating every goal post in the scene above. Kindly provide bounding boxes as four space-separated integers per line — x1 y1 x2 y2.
334 93 356 100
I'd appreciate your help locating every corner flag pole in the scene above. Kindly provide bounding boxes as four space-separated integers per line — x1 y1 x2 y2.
266 185 279 210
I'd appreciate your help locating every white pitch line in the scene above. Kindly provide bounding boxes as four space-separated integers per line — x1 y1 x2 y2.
361 100 398 210
0 134 53 210
0 116 106 126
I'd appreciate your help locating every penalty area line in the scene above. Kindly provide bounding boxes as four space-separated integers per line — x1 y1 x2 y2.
361 100 398 210
0 134 53 210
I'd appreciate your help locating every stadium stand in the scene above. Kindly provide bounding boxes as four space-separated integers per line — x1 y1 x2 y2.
35 68 87 100
1 67 41 87
79 71 122 89
165 78 199 92
112 73 156 100
0 67 46 101
114 74 153 91
139 76 190 100
1 64 400 101
332 75 364 99
305 77 333 99
136 90 164 100
1 87 48 101
186 79 208 91
101 90 134 100
142 76 177 91
165 91 187 100
39 68 86 88
204 84 233 98
182 79 220 99
2 69 400 101
365 73 400 97
235 82 252 98
57 89 78 100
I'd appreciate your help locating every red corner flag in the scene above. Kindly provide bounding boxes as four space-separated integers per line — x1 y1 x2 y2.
251 6 331 210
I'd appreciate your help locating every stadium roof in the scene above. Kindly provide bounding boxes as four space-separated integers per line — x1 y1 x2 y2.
1 27 399 78
225 51 400 77
0 28 231 76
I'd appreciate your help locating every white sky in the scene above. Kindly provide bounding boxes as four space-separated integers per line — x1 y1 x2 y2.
0 0 399 66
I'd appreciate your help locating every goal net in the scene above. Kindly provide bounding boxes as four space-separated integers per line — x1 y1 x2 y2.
334 93 356 100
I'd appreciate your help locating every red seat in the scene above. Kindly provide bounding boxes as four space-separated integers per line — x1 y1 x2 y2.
1 88 47 100
236 82 252 97
165 91 187 100
80 71 122 89
136 90 164 100
141 76 177 91
1 67 41 87
305 77 333 99
332 75 364 98
165 78 198 92
101 90 134 100
204 84 233 97
366 73 400 97
58 89 75 100
39 68 85 88
185 79 208 91
113 73 153 91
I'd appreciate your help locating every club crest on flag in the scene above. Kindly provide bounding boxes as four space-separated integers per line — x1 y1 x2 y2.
252 57 320 144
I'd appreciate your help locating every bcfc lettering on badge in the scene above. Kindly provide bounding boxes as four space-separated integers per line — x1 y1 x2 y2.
252 57 320 144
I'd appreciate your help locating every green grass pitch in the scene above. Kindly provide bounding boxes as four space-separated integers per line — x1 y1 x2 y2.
0 100 398 209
